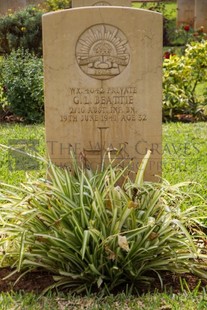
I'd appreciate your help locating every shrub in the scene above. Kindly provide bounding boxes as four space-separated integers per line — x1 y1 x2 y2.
0 6 43 56
0 2 72 56
0 57 8 113
0 84 7 115
163 41 207 121
45 0 71 10
0 152 207 294
171 25 207 49
0 49 44 123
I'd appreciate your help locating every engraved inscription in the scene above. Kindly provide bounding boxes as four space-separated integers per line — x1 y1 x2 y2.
61 86 147 122
60 108 147 122
84 126 109 165
83 127 130 167
76 24 130 80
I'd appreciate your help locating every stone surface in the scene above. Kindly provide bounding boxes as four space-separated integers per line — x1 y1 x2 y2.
194 0 207 32
177 0 195 28
72 0 131 7
43 7 162 181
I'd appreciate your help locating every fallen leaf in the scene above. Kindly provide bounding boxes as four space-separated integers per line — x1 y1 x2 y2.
118 235 129 252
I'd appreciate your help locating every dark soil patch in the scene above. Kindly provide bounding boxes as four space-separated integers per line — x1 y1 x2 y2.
0 267 206 294
142 272 207 295
0 267 54 293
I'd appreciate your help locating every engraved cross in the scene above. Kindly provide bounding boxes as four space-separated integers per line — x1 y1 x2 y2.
84 126 116 166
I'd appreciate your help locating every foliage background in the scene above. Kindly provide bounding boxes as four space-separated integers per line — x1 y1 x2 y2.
163 41 207 121
0 49 44 123
0 6 43 56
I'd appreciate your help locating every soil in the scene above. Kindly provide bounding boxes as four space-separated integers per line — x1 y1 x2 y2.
0 267 206 294
0 267 54 293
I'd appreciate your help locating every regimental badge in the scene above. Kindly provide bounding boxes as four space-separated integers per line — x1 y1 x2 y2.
76 24 130 80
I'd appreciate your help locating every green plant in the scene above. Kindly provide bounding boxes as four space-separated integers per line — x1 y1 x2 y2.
0 84 8 113
0 6 43 56
0 151 207 294
171 24 207 49
45 0 71 11
0 49 44 123
163 40 207 121
139 2 166 13
0 57 8 113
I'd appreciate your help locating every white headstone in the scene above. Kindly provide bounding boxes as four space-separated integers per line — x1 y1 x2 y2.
43 7 163 181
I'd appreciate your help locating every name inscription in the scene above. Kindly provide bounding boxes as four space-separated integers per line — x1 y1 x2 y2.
62 86 147 122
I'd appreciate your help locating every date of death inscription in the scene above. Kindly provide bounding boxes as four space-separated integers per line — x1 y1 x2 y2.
60 86 147 122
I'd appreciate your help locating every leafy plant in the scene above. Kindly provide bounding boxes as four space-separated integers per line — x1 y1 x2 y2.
0 57 8 113
139 2 166 14
45 0 71 11
0 84 8 114
163 40 207 121
0 6 43 56
0 2 72 57
171 25 207 50
0 49 44 123
0 151 207 294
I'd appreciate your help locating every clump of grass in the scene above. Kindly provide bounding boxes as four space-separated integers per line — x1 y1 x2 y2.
0 151 207 294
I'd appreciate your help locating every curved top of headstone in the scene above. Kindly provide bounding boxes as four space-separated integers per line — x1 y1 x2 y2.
72 0 131 7
43 6 162 19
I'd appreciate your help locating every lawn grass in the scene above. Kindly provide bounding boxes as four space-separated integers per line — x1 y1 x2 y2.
0 122 206 193
163 122 207 200
0 123 46 185
1 288 207 309
162 123 207 216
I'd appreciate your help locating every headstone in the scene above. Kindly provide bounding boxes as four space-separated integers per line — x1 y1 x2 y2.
177 0 195 28
72 0 131 7
194 0 207 32
43 7 162 181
